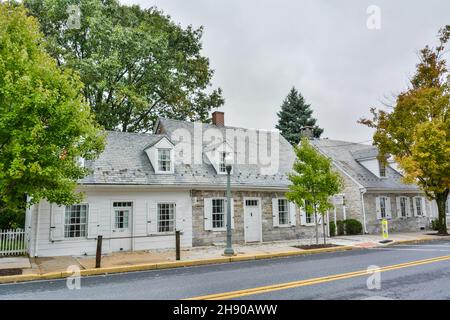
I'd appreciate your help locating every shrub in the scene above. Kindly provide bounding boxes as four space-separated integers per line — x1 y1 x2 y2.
329 221 336 237
431 219 441 231
345 219 363 235
336 220 345 236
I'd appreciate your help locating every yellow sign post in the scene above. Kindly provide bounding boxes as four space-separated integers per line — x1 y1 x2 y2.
381 219 389 240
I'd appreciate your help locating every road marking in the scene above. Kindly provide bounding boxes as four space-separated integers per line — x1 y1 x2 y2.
372 248 450 252
184 254 450 300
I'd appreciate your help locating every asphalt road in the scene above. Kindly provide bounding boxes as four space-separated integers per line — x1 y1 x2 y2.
1 241 450 300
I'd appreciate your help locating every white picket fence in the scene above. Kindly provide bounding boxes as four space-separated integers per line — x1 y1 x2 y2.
0 229 27 256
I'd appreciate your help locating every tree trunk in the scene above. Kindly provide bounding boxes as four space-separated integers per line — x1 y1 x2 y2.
313 206 319 245
322 214 327 245
436 190 449 235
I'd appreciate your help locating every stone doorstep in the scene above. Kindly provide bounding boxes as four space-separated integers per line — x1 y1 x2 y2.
0 257 31 270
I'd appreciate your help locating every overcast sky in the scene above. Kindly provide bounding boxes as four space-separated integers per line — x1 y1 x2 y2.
123 0 449 143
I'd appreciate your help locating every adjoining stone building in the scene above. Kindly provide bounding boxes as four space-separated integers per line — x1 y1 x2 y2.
311 139 448 234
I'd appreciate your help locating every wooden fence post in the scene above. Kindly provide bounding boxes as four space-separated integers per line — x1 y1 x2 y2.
95 235 103 268
175 231 180 261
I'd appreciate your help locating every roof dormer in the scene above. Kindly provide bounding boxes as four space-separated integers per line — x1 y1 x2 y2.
144 136 175 174
204 140 234 175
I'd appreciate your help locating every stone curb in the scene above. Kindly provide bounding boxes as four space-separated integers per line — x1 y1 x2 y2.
386 237 450 246
0 245 354 284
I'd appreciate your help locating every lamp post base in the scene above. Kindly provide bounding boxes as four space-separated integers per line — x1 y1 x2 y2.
223 247 235 256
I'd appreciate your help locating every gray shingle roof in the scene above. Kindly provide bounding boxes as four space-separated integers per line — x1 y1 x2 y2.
311 139 419 191
80 118 296 189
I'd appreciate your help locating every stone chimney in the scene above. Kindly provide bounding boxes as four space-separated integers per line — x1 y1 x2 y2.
300 126 314 139
212 111 224 126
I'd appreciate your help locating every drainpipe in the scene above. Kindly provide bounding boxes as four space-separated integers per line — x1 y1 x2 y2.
360 188 368 233
34 202 41 257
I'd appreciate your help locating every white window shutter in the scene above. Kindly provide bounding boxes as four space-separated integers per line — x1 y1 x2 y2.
272 198 279 227
406 197 412 217
289 202 296 226
299 202 307 225
204 198 212 231
147 201 157 234
87 208 99 239
386 197 392 219
396 197 401 217
316 213 323 225
50 205 64 240
229 198 235 229
375 197 381 220
421 197 427 216
413 197 418 216
174 204 183 232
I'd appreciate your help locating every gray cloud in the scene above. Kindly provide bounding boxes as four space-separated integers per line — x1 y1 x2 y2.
123 0 450 142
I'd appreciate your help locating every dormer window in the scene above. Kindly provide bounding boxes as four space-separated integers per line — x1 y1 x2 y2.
378 160 386 177
158 149 172 172
219 151 227 174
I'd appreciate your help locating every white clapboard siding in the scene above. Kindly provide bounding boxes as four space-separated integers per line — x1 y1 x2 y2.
0 229 27 256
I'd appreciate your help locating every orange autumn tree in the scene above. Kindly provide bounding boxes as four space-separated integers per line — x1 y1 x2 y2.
360 26 450 234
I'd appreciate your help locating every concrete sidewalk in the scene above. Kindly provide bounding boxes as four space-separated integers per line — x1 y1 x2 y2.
1 231 449 283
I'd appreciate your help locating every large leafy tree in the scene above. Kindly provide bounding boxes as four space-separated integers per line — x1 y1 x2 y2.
360 26 450 235
276 87 323 145
0 3 105 214
287 138 343 244
24 0 224 132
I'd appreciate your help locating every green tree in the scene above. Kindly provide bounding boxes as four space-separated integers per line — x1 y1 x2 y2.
276 87 323 145
286 138 343 244
0 3 105 214
360 26 450 235
24 0 224 132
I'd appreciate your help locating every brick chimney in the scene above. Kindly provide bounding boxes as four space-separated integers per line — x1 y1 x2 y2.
212 111 224 126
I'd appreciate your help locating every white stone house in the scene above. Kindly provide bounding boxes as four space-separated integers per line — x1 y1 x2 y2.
311 139 450 234
26 112 324 257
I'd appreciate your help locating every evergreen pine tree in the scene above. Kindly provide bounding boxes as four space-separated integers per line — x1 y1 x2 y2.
276 87 323 144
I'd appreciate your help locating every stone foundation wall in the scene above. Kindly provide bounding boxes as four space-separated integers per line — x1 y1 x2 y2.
191 190 325 247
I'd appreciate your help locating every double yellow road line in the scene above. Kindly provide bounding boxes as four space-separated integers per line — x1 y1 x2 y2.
185 254 450 300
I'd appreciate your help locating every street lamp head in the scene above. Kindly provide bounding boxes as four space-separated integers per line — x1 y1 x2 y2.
224 151 233 173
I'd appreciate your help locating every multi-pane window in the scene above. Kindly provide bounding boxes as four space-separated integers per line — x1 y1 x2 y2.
415 197 423 216
64 204 87 238
278 199 289 225
158 149 172 172
378 160 386 177
212 199 225 229
158 203 175 232
246 200 258 206
380 197 387 218
113 202 131 229
219 152 227 173
305 200 314 224
399 197 408 217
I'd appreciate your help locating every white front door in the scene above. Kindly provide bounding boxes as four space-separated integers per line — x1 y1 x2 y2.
244 198 261 243
111 202 133 252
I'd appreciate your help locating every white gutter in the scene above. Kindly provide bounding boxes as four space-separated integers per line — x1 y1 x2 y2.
360 188 368 233
33 202 41 257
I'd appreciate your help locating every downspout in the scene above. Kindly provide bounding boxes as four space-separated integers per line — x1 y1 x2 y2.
34 202 41 257
360 188 368 233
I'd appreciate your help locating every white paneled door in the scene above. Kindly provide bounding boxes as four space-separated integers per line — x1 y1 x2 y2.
244 198 262 243
111 202 133 252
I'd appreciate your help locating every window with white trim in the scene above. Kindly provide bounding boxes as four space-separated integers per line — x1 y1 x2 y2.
380 197 387 218
113 202 132 229
278 199 289 225
64 204 87 238
305 200 314 224
414 197 423 216
157 149 172 172
219 151 227 174
212 199 225 229
158 203 175 232
399 197 408 217
378 160 386 177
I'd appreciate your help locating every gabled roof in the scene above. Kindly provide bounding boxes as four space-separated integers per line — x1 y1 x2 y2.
80 118 296 189
310 139 419 191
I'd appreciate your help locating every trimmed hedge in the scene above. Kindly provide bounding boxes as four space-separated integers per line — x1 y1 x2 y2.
329 221 336 237
334 219 363 236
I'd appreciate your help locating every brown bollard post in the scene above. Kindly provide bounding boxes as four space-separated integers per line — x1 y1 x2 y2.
95 235 103 268
175 230 181 261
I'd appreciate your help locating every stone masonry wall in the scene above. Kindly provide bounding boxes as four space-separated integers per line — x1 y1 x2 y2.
191 190 325 247
364 192 432 234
